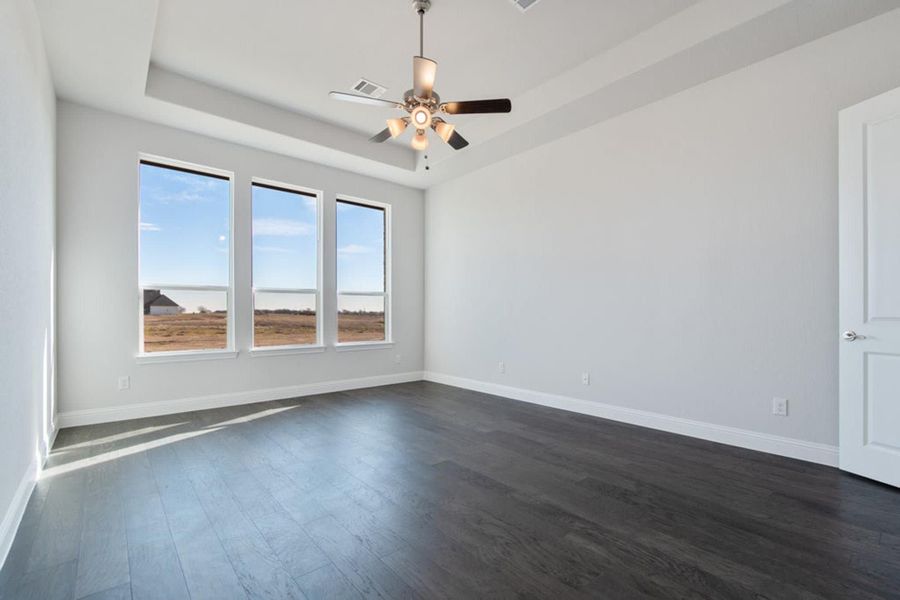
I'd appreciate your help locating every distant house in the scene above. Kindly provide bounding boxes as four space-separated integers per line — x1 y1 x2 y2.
143 289 185 315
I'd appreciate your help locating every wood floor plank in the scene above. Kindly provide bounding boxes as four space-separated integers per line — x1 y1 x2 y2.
71 454 130 600
78 583 133 600
24 471 85 574
127 538 190 600
303 514 417 600
177 435 310 599
248 507 331 580
3 382 900 599
148 446 248 600
295 563 364 600
117 450 191 600
0 560 77 600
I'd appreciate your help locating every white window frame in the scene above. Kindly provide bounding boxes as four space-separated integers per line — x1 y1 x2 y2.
136 154 236 363
249 178 325 355
334 195 393 350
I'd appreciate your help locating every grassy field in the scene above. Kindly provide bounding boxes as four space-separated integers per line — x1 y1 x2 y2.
143 311 385 352
336 312 387 343
253 312 317 347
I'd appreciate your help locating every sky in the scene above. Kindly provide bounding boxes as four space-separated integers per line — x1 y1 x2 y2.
139 163 385 313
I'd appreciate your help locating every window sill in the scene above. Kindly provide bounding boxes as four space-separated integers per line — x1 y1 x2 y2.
334 341 394 352
249 345 326 357
136 350 239 365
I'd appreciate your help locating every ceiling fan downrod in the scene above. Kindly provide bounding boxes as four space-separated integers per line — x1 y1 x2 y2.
412 0 431 57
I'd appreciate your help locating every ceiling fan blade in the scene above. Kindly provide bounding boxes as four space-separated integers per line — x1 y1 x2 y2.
441 99 512 115
369 128 393 143
446 129 469 150
413 56 437 99
329 91 402 109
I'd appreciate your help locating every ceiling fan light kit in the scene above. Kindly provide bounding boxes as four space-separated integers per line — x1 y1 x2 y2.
328 0 512 157
387 117 409 139
411 131 430 151
433 119 455 143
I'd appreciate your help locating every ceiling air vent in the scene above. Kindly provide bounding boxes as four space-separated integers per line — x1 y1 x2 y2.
510 0 542 12
351 78 387 99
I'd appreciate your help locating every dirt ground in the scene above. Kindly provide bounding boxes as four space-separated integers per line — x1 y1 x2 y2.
143 311 385 352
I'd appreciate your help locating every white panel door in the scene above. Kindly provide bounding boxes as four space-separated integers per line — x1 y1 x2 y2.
839 87 900 488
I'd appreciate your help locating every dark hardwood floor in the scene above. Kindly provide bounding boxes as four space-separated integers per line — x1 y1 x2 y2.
1 381 898 599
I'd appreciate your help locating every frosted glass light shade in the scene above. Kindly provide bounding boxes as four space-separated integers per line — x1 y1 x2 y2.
434 120 455 143
411 130 429 151
387 118 407 138
411 106 432 129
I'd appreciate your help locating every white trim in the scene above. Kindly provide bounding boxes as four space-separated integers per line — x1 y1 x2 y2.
0 421 56 571
251 179 324 350
422 372 839 467
254 287 318 295
336 194 391 211
39 421 59 468
57 371 423 428
334 341 394 352
0 458 38 572
141 284 229 292
248 344 326 357
251 177 321 199
138 154 236 354
335 196 392 344
139 152 233 180
136 349 239 364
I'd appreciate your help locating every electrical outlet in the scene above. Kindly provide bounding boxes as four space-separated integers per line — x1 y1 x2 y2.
581 372 590 385
394 353 402 364
118 376 131 391
498 361 506 374
772 397 788 416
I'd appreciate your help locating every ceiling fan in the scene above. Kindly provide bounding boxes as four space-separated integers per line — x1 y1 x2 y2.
328 0 512 152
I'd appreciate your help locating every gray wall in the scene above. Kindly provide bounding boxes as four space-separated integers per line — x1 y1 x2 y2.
0 0 56 559
56 102 424 417
424 10 900 447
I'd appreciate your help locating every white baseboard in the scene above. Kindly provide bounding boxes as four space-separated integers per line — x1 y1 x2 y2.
56 368 839 466
0 455 39 573
57 371 424 428
0 419 58 571
423 371 839 467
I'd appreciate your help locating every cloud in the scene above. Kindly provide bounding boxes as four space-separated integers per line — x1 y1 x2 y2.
338 244 371 255
253 218 313 237
218 235 226 242
140 222 161 232
145 169 226 203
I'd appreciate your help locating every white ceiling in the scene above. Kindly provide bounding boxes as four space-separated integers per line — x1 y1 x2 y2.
34 0 900 189
150 0 697 136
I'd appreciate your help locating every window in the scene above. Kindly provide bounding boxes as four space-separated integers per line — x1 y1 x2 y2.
336 198 390 344
251 181 321 348
139 159 232 354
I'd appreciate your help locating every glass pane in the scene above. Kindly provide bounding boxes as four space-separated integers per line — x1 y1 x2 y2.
143 288 227 353
254 292 317 347
336 201 385 293
252 185 318 290
139 163 230 286
338 295 385 343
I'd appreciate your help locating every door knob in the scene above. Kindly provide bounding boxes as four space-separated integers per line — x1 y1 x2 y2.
842 331 860 341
